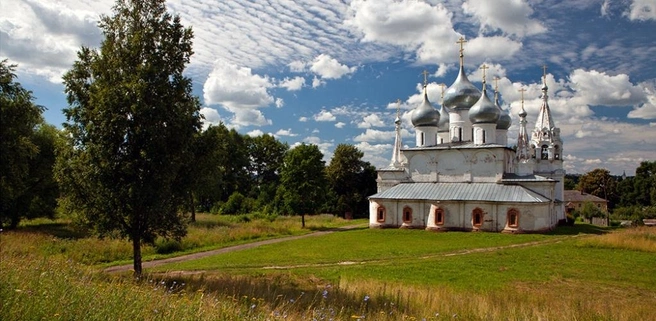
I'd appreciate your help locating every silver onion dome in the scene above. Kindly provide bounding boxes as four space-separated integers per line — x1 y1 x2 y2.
443 64 481 111
495 95 511 130
437 104 450 132
411 86 440 127
468 86 499 124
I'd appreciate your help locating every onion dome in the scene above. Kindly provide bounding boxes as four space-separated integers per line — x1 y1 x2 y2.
495 92 511 130
411 86 440 127
443 63 481 111
468 85 499 124
437 104 450 132
519 105 527 118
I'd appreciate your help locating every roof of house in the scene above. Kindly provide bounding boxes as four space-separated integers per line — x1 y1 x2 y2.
563 190 607 203
369 182 551 203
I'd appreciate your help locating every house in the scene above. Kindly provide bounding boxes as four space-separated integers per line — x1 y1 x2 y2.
564 190 608 214
368 38 565 233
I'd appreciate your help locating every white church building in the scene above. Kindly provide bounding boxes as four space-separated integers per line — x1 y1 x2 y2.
369 38 565 233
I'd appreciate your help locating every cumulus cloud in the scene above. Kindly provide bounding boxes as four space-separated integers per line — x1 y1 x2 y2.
312 76 325 88
275 128 298 137
299 116 308 122
626 0 656 21
279 76 306 91
462 0 546 37
309 54 357 79
569 69 646 107
357 113 386 128
335 122 346 128
314 110 336 122
200 107 222 130
354 129 396 142
203 61 275 127
247 129 265 137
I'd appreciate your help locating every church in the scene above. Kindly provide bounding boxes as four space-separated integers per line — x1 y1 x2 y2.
368 38 565 233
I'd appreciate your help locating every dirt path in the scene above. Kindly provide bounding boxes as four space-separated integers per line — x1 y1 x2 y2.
104 224 366 273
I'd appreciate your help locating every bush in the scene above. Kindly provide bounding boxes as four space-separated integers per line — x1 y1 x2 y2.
155 239 184 254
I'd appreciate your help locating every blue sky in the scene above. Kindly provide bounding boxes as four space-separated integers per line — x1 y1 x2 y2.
2 0 655 175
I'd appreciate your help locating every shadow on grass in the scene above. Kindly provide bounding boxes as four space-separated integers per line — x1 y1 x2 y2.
18 222 89 239
306 225 368 232
549 223 611 236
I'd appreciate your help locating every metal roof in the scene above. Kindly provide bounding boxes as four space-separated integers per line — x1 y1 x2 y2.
501 173 554 182
369 182 550 203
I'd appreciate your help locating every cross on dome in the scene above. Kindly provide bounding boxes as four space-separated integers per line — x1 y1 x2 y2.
456 36 467 65
421 70 429 86
479 64 489 88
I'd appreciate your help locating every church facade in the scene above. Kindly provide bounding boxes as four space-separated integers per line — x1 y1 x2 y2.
368 38 565 233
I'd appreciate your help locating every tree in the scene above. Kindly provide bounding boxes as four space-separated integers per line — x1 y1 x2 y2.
576 168 617 209
634 161 656 206
57 0 201 277
278 144 327 227
0 60 54 229
325 144 377 218
247 134 288 210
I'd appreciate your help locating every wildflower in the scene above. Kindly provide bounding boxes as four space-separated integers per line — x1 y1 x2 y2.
323 290 329 299
251 304 256 309
364 295 370 302
452 313 457 318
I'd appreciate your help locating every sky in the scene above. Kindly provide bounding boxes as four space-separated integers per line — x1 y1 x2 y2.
2 0 655 176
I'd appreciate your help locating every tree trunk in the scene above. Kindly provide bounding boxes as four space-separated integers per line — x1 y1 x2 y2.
301 214 305 228
132 235 142 278
189 191 196 222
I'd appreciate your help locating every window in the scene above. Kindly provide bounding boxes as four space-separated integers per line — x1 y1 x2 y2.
403 207 413 223
482 130 486 143
507 209 519 228
435 208 445 225
597 203 601 208
376 206 386 222
458 128 463 142
472 208 483 227
541 145 549 160
420 132 425 146
554 145 560 160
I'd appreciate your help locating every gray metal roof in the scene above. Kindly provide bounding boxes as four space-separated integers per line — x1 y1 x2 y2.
369 182 550 203
501 173 554 182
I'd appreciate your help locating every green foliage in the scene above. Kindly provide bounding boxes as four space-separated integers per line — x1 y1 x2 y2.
325 144 377 218
247 133 288 200
576 168 617 209
577 201 605 219
0 60 61 229
278 144 328 227
219 192 256 215
57 0 201 276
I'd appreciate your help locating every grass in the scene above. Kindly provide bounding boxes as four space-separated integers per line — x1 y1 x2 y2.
2 217 655 320
8 213 364 266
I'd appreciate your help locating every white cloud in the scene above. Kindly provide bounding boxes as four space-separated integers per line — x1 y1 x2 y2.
275 128 298 137
335 122 346 128
300 136 335 160
279 76 306 91
353 129 395 142
275 98 284 108
627 0 656 21
288 60 307 72
355 141 394 168
200 107 222 130
569 69 646 107
309 54 357 79
299 116 308 122
203 61 275 127
312 76 325 88
357 113 386 128
314 110 336 122
247 129 265 137
462 0 546 37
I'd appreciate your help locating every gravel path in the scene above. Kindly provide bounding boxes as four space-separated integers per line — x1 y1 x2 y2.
104 224 366 273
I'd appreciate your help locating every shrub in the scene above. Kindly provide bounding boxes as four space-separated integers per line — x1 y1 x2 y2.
155 239 184 254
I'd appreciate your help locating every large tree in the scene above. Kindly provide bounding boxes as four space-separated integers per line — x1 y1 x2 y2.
0 60 57 228
278 144 327 227
576 168 617 209
57 0 201 276
326 144 377 218
247 134 288 203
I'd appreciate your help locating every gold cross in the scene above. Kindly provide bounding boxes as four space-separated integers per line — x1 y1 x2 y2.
396 99 401 118
493 77 500 92
518 87 526 103
439 83 446 99
456 37 467 55
479 64 489 83
542 64 548 82
421 70 430 86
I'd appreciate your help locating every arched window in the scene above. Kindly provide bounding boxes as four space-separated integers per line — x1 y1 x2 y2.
541 145 549 160
472 208 483 227
507 209 519 228
376 206 386 222
435 208 445 225
420 132 425 146
554 145 560 160
482 130 486 143
458 128 463 142
403 206 413 223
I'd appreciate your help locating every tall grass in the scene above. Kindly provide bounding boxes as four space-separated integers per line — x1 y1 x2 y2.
8 214 362 265
577 226 656 252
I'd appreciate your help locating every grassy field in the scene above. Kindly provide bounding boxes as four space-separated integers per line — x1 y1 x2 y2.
2 215 655 320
